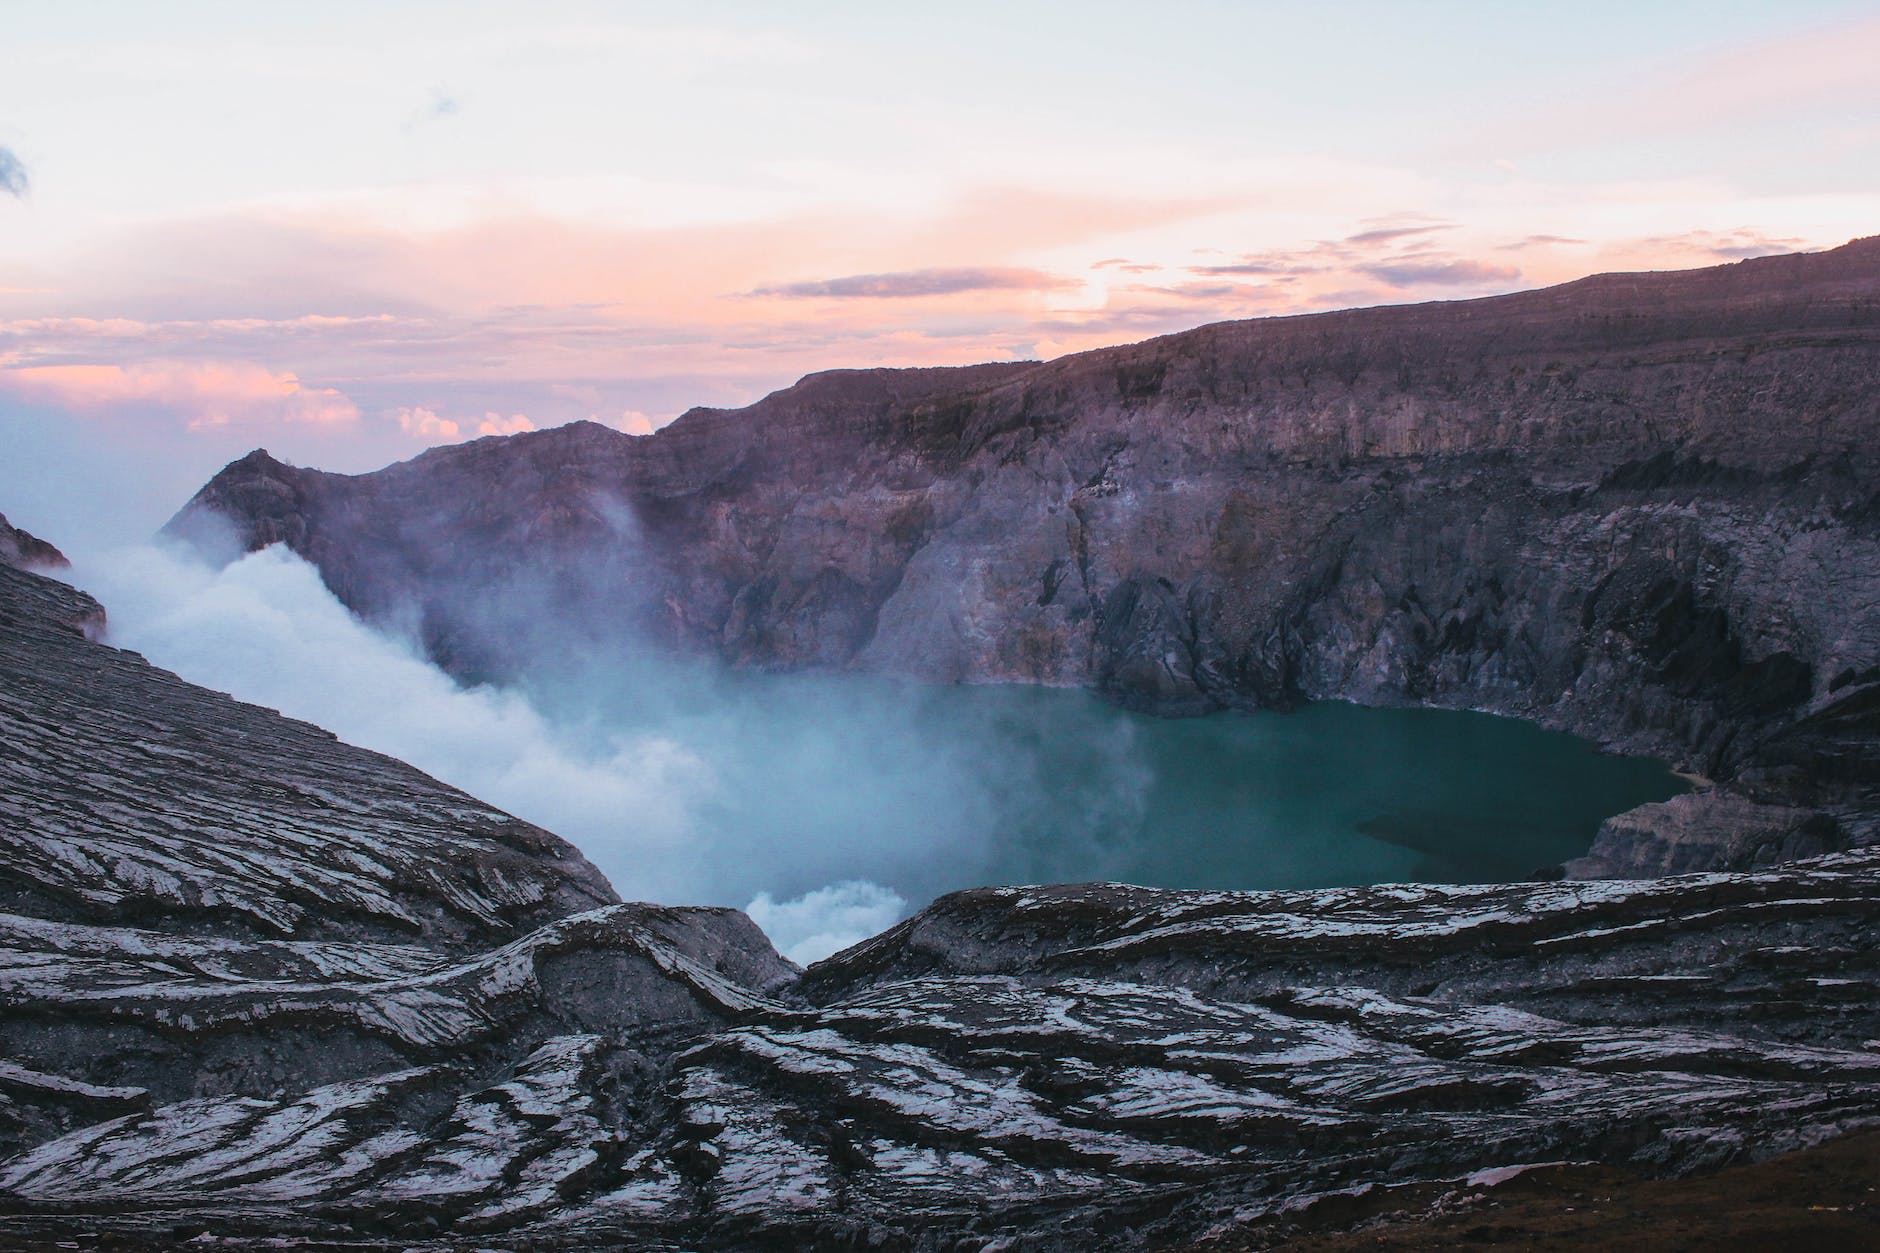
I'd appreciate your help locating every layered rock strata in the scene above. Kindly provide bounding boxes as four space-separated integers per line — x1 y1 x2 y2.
167 240 1880 870
0 538 625 1162
0 558 615 949
1 541 1878 1248
1565 790 1846 878
0 515 66 573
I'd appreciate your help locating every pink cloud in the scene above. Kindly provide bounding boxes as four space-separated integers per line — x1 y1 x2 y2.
1344 222 1455 246
1 186 1862 455
1634 14 1880 125
1627 228 1811 262
1187 261 1308 276
396 406 459 440
1476 14 1880 156
1497 234 1588 251
477 412 534 436
391 407 535 444
1 360 359 430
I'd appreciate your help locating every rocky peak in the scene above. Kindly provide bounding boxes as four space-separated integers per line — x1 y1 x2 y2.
0 513 68 571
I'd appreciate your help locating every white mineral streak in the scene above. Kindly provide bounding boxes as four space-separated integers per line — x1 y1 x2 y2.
3 857 1878 1239
0 1069 438 1200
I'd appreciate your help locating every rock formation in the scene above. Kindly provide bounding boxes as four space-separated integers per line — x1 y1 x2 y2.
168 239 1880 872
0 552 616 953
1 520 1878 1248
1565 790 1845 878
0 514 67 572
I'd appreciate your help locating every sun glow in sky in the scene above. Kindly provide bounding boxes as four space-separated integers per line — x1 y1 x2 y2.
4 0 1880 517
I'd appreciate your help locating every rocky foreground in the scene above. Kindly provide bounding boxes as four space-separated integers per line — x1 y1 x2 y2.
2 519 1877 1249
171 240 1880 877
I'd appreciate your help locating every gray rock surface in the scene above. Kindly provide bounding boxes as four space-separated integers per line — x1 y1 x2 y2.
0 563 617 949
166 239 1880 871
1566 790 1845 878
1 540 1878 1249
0 515 67 572
0 550 637 1162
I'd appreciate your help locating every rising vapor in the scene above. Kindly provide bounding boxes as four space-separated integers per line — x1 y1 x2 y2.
73 540 1155 962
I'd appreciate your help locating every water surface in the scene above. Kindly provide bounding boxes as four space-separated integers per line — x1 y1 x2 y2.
550 670 1689 909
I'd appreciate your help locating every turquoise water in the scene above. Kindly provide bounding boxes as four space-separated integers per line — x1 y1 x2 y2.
877 687 1686 901
963 692 1685 893
551 670 1689 908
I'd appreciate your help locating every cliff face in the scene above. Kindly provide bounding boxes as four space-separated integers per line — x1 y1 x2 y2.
2 531 1877 1249
0 514 68 572
170 241 1880 847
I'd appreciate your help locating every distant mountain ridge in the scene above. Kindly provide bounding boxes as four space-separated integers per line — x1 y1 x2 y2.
172 237 1880 872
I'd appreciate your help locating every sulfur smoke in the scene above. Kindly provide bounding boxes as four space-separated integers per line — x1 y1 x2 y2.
71 540 1155 962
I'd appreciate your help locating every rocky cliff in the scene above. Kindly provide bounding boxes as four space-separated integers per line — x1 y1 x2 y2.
1 538 1877 1249
1 518 624 1156
168 239 1880 870
0 515 67 573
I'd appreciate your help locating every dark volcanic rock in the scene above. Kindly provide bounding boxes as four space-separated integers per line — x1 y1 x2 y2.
0 548 793 1183
0 561 616 947
0 550 635 1154
1565 790 1846 878
167 240 1880 867
0 515 67 572
4 864 1878 1248
1 523 1878 1249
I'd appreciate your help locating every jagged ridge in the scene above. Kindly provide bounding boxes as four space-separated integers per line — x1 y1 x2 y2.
167 239 1880 876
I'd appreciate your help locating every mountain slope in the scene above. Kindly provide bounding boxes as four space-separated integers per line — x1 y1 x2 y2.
171 238 1880 867
0 549 616 949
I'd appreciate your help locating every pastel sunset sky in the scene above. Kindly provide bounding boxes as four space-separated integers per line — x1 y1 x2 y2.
4 0 1879 528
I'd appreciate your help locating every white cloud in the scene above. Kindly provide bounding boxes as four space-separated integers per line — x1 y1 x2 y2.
66 542 1162 956
746 880 908 965
81 543 712 903
396 406 459 439
478 411 534 436
395 407 534 440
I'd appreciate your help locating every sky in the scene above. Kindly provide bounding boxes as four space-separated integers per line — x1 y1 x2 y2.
4 0 1880 529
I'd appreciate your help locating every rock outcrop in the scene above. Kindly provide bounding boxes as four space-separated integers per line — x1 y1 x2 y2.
0 514 67 572
0 539 629 1158
1 535 1878 1249
0 559 616 950
1564 789 1846 879
167 239 1880 868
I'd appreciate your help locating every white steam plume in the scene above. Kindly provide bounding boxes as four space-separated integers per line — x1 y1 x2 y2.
746 882 908 966
72 542 1154 963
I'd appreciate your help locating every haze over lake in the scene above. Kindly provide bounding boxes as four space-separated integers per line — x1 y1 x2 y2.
542 667 1690 908
88 542 1686 962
